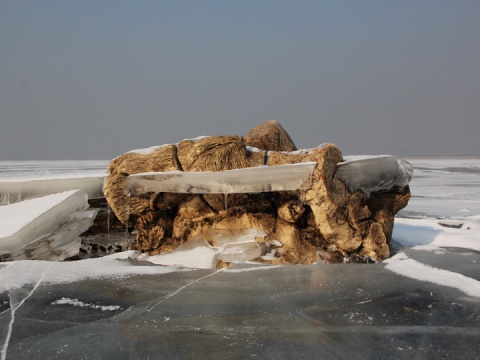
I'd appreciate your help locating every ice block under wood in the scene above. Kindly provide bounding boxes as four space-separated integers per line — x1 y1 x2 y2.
124 162 317 195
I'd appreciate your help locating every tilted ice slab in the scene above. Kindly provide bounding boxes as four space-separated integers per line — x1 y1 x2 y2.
0 190 96 261
335 155 413 196
0 174 105 205
124 162 317 195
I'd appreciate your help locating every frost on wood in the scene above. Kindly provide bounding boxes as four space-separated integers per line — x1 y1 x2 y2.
104 121 412 264
0 190 97 261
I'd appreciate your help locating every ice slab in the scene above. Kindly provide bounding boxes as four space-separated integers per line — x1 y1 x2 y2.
335 155 413 196
124 162 317 195
13 209 99 261
0 190 94 261
0 175 105 205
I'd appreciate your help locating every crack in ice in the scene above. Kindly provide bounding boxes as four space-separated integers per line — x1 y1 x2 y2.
146 269 224 313
1 265 50 360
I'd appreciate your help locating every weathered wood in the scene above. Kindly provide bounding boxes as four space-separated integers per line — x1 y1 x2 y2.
245 120 297 152
103 122 411 264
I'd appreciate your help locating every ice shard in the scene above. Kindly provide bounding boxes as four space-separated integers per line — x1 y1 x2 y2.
0 190 96 261
124 162 317 195
216 241 262 263
335 155 413 197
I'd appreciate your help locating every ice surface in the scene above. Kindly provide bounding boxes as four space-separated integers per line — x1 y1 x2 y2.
124 162 317 195
0 190 95 261
335 155 413 196
2 257 480 359
399 157 480 218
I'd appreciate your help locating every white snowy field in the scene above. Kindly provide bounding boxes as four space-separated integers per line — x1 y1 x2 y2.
0 157 479 297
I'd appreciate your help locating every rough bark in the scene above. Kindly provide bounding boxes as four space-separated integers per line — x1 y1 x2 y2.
245 120 297 152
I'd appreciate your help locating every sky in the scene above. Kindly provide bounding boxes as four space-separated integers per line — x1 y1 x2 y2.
1 0 479 160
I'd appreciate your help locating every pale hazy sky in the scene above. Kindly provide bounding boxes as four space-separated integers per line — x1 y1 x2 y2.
1 1 479 160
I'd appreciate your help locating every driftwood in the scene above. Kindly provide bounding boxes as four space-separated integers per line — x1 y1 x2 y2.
104 121 410 264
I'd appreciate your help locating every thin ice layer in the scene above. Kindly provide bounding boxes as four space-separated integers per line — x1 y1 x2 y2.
0 190 91 260
335 155 413 196
0 175 105 204
124 162 317 195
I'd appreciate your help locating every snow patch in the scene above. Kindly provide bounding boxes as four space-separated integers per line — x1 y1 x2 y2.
52 297 121 311
384 253 480 298
392 217 480 251
126 144 170 155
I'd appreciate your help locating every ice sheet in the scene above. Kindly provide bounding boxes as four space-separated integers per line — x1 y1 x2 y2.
125 162 317 194
0 160 107 204
0 176 105 204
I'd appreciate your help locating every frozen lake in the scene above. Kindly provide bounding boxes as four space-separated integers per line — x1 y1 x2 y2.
1 157 479 359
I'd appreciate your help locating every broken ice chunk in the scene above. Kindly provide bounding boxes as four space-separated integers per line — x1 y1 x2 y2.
0 190 93 261
216 241 262 263
174 234 211 251
334 156 413 197
124 162 317 195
